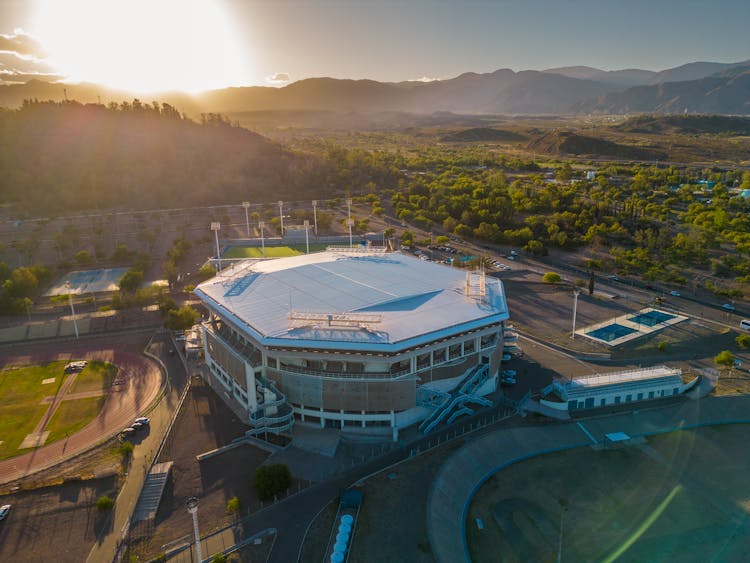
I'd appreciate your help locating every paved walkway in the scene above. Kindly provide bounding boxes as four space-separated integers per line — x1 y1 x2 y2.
0 342 163 484
426 395 750 563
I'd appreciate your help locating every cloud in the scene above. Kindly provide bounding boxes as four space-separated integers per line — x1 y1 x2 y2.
0 69 64 84
0 30 48 59
265 72 290 85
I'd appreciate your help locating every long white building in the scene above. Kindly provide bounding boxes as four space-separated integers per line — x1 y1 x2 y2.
193 249 510 440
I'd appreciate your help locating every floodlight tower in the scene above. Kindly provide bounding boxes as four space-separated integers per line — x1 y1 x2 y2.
312 200 318 235
65 282 79 339
259 221 266 257
346 198 353 247
278 200 284 236
304 220 310 254
186 497 202 563
211 222 221 271
242 201 251 238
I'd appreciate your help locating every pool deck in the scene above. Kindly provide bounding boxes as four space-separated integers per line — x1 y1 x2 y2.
577 307 688 347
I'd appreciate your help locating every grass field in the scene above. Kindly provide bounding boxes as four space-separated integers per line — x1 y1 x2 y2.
223 244 328 259
46 396 106 444
0 361 65 459
68 360 118 394
466 425 750 562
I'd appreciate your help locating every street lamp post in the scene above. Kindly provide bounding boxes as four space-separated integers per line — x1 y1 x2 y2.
186 497 202 563
65 283 79 339
347 219 354 249
278 200 284 237
242 201 251 238
571 288 580 340
259 221 265 258
304 220 310 254
312 200 318 235
210 222 221 271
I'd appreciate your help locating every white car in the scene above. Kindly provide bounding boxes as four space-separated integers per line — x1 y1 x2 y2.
134 417 150 425
0 504 11 521
670 291 681 297
502 370 517 377
502 353 512 362
723 303 736 311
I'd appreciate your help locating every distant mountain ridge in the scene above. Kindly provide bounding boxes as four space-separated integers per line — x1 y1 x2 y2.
1 58 749 116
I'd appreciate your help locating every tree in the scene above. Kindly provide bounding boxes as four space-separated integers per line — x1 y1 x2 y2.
196 264 217 282
118 269 144 293
714 350 734 368
212 554 226 563
253 464 292 500
164 305 200 331
95 495 114 511
226 496 241 514
75 250 93 266
736 334 750 350
542 272 562 284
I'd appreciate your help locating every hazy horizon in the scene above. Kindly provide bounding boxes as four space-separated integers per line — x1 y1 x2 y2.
1 0 749 95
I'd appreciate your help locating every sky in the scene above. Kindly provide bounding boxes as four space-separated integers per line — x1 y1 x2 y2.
0 0 748 93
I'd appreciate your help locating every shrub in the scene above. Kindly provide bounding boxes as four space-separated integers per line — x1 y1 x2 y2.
96 495 114 511
226 496 241 513
118 441 134 458
212 554 226 563
542 272 562 284
253 464 292 501
657 341 668 352
736 334 750 350
714 350 734 367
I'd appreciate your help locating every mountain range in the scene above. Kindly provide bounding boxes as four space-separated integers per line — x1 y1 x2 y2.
1 59 749 116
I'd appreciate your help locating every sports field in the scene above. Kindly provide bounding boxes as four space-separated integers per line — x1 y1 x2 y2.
0 360 116 459
466 425 750 562
223 244 328 259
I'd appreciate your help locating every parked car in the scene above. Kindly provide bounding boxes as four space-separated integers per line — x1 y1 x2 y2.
500 376 516 386
0 504 10 521
722 303 736 311
134 417 150 425
501 353 512 362
670 291 681 297
121 427 136 438
501 370 517 378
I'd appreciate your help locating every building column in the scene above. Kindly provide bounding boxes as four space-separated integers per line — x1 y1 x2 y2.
361 410 366 428
391 410 397 442
320 408 325 428
300 404 305 422
340 409 345 429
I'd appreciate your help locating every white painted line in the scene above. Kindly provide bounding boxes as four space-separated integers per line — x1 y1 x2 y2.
576 421 598 444
42 378 56 385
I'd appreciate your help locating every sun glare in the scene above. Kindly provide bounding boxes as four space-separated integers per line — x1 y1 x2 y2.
31 0 248 93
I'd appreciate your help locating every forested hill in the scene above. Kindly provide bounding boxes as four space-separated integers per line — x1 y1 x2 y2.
0 99 322 215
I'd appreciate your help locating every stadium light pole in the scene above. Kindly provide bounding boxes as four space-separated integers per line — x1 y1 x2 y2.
312 200 318 235
347 219 354 249
571 288 580 339
65 282 79 339
211 222 221 272
304 220 310 254
242 201 251 238
259 221 266 258
186 497 202 563
278 200 284 237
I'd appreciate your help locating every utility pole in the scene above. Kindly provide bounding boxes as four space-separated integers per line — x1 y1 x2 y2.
186 497 202 563
259 221 265 257
278 200 284 237
571 288 580 339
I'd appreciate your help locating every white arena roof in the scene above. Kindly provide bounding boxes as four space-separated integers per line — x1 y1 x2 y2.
194 251 509 352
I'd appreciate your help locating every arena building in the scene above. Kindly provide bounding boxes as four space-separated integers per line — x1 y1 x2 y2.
194 248 510 440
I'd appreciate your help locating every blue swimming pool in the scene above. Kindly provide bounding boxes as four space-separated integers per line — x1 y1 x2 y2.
586 323 638 342
628 310 675 327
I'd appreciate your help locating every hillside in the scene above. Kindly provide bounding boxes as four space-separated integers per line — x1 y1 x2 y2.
0 100 319 214
440 127 526 143
527 131 666 160
577 65 750 114
2 59 749 116
613 114 750 135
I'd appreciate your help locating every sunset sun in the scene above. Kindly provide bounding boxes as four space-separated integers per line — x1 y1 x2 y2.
31 0 248 93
